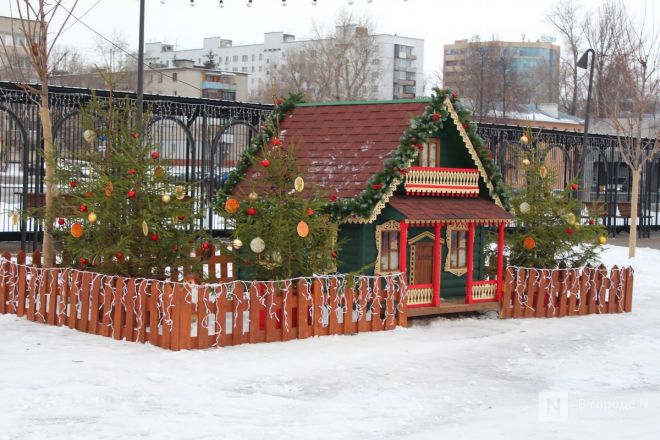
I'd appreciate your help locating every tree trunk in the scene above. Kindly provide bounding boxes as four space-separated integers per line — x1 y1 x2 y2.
39 88 56 267
628 168 641 259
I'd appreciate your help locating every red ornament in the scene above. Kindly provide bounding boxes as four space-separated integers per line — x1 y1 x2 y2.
177 214 186 221
566 227 574 235
202 241 210 250
150 233 159 242
247 207 256 216
372 183 383 190
127 190 136 199
331 251 337 259
57 218 65 225
79 257 88 266
462 122 469 130
400 168 408 175
79 204 88 212
128 168 136 176
150 150 159 160
86 191 93 197
571 183 579 191
272 137 281 147
450 91 458 101
432 112 440 121
329 195 337 202
115 251 124 261
416 143 424 150
173 244 179 252
588 218 595 225
131 132 140 139
261 159 270 167
307 208 314 216
488 152 493 159
69 180 78 188
275 98 284 106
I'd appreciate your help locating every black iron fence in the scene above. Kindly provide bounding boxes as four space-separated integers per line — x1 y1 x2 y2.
1 82 657 249
0 82 272 248
478 123 659 238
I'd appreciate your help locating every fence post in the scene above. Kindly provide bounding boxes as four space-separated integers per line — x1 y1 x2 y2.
623 267 634 312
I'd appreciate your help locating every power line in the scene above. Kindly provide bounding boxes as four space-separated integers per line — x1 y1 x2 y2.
57 2 205 94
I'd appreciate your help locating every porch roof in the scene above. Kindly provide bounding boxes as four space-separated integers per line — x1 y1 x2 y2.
389 195 514 226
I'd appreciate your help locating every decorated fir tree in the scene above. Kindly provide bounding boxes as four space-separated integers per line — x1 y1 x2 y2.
506 130 607 268
50 96 207 278
217 105 339 280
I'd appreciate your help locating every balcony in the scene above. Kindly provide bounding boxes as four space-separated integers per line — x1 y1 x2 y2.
394 78 416 86
404 166 480 196
202 81 236 91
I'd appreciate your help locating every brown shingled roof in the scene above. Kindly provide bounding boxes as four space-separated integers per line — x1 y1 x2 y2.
389 195 514 224
238 101 429 198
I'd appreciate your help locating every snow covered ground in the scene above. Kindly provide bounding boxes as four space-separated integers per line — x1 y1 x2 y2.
1 244 659 440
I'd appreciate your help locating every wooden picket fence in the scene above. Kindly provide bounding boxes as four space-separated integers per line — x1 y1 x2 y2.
0 250 407 351
500 265 634 319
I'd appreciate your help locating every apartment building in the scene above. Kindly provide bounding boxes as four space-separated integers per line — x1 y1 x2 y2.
0 15 38 82
145 30 424 100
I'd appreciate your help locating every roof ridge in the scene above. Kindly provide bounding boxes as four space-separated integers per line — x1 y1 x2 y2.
297 98 431 107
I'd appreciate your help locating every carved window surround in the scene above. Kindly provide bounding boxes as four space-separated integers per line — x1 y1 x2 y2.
444 224 471 276
374 220 400 275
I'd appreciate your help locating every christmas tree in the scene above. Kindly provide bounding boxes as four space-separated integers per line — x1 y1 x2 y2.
50 96 207 278
217 101 339 280
506 130 607 268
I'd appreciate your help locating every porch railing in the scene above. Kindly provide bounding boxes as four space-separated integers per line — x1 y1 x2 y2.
471 280 497 301
407 284 433 305
404 167 480 196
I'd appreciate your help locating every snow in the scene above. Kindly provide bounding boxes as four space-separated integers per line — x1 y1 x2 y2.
1 244 659 439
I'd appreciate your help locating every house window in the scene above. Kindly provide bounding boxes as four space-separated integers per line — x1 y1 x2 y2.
380 231 399 272
445 226 469 276
419 139 440 167
375 220 400 274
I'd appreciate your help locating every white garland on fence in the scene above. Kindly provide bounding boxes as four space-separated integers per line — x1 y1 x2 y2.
0 256 407 347
504 265 632 314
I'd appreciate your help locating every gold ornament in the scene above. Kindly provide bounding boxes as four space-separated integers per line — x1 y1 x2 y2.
523 236 536 250
522 158 531 166
225 197 240 213
71 222 84 238
82 129 97 143
10 211 19 226
519 202 531 214
598 235 607 245
297 220 309 238
294 176 305 192
539 166 548 178
520 135 529 144
162 194 171 204
142 220 149 236
566 212 577 225
248 192 259 201
87 212 97 223
232 238 243 249
174 185 185 200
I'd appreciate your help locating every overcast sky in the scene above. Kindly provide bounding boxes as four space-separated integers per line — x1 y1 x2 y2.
1 0 656 81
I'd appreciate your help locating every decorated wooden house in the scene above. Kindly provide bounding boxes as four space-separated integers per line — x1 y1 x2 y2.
228 89 513 316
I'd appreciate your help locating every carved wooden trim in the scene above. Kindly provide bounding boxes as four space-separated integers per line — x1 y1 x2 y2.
374 220 401 275
444 224 470 276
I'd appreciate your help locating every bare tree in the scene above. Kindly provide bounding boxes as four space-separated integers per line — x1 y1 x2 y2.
607 13 660 258
547 0 584 115
253 11 381 102
50 45 87 75
0 0 79 265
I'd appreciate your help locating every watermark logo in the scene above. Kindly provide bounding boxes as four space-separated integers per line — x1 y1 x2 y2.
538 391 569 422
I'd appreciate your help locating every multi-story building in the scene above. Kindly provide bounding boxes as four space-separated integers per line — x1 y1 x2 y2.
0 15 38 82
145 30 424 101
51 59 249 101
443 39 560 104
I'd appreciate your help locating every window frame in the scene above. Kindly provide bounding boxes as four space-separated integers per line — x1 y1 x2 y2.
418 138 440 168
375 220 401 274
444 225 469 276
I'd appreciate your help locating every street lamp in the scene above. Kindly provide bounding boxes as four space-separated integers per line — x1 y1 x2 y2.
576 48 595 201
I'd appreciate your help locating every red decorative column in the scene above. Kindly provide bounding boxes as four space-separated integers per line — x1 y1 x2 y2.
432 222 441 307
399 221 408 277
496 222 505 302
466 222 475 304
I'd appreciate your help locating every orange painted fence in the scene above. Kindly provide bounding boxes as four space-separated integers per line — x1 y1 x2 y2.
0 251 407 350
500 265 633 319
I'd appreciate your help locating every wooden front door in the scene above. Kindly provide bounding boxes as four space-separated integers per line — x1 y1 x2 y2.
414 242 434 285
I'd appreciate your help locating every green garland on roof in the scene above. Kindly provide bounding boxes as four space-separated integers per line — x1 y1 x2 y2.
215 88 510 223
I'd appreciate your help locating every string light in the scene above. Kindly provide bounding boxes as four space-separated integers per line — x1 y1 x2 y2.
219 0 224 6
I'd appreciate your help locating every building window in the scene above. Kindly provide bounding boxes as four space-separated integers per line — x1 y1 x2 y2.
251 54 255 61
258 66 262 72
375 220 400 274
232 67 238 72
172 72 177 82
419 139 440 167
225 56 229 64
232 55 238 62
259 53 263 60
242 54 248 62
445 226 469 276
241 67 247 73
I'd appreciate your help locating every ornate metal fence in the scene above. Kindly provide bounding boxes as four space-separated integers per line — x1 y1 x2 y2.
477 123 659 238
0 82 272 248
